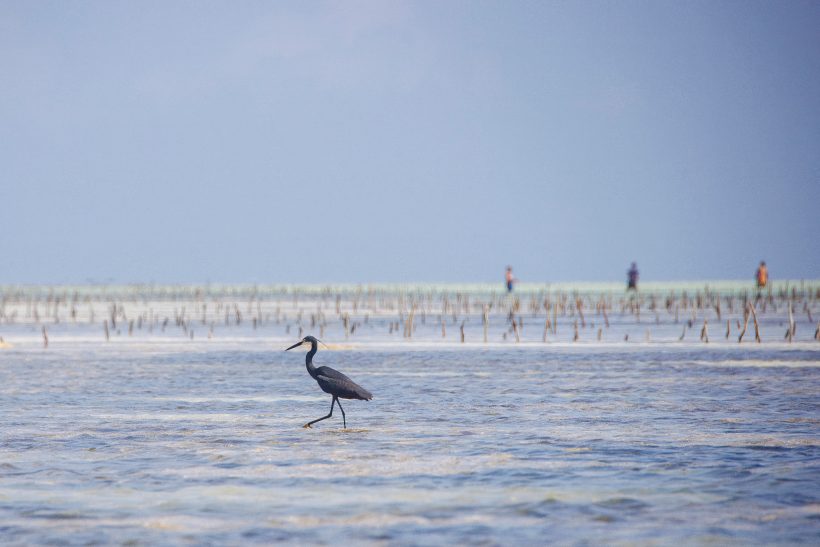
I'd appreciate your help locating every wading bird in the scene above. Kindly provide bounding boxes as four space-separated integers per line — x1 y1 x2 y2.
285 335 372 428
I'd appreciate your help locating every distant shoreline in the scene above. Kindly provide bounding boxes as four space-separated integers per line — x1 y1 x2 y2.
1 279 819 298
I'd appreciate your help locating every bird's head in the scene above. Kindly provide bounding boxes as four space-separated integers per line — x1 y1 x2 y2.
285 335 323 351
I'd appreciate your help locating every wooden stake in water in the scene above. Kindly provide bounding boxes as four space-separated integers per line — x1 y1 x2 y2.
42 326 48 348
750 304 762 343
576 298 585 328
405 306 415 339
542 310 550 343
786 303 795 343
738 304 750 343
483 305 489 343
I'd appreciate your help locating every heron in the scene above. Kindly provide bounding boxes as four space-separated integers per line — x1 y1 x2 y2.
285 335 372 428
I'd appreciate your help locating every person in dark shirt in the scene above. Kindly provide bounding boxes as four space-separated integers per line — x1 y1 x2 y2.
627 262 639 291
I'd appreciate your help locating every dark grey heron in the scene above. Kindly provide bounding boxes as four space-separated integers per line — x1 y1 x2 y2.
285 335 372 428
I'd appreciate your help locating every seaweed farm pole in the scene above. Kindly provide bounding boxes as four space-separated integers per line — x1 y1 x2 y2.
405 305 416 339
483 305 489 343
700 319 709 343
409 306 416 338
738 304 751 343
542 307 550 343
104 320 110 341
576 298 585 328
750 303 762 343
786 303 795 343
42 326 48 348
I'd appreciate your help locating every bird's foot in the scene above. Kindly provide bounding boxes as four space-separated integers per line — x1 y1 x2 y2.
302 423 312 429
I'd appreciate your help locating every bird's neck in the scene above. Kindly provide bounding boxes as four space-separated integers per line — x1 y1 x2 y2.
305 342 318 378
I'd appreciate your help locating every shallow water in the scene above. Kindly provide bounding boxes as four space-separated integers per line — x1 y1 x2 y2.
1 341 819 545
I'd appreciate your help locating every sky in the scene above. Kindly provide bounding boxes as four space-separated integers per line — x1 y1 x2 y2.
1 0 818 284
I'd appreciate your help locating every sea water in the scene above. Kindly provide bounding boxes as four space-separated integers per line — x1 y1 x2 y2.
1 337 818 544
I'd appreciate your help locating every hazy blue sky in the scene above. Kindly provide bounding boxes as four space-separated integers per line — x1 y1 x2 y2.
1 1 818 284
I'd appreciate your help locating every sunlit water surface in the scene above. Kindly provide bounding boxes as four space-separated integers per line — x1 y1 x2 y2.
1 342 818 545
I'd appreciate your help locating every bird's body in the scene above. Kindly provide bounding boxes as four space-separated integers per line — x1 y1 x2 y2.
286 335 371 428
313 366 373 401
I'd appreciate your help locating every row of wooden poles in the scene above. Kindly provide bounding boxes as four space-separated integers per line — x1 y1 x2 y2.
3 286 819 348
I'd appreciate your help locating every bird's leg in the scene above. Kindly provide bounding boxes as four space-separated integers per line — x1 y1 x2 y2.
303 397 335 428
335 398 346 428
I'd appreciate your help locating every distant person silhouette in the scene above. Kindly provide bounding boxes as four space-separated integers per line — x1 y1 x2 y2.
627 262 639 291
505 266 515 293
756 261 768 289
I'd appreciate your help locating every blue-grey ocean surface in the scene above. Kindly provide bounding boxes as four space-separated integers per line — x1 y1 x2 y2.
1 340 818 545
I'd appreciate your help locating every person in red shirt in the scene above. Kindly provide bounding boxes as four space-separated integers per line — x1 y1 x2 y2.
505 266 515 293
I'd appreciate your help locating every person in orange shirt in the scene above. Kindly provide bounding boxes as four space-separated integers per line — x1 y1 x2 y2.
756 261 768 289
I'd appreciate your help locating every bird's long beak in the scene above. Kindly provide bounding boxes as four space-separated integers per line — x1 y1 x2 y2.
285 341 303 351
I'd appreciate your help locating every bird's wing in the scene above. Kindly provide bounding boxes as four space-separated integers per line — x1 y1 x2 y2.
315 366 373 400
